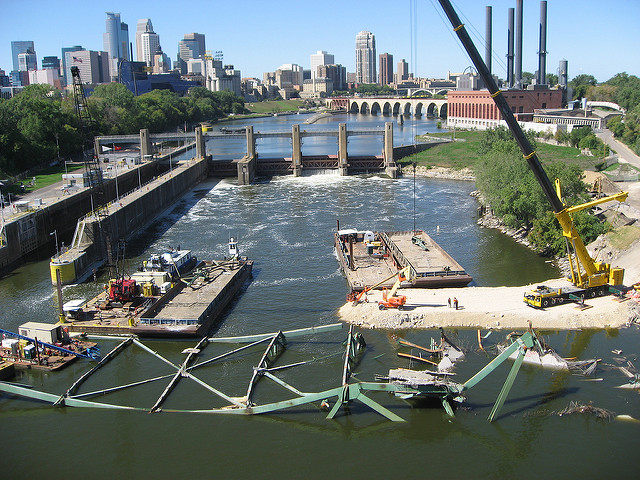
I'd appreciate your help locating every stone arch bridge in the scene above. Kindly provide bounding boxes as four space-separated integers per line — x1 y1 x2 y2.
329 97 448 118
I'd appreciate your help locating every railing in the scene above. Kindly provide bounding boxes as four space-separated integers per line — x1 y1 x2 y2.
378 232 418 280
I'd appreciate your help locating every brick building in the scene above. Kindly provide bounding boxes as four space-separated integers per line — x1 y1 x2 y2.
447 88 562 130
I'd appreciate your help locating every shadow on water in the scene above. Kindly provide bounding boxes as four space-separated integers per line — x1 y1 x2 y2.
468 387 580 421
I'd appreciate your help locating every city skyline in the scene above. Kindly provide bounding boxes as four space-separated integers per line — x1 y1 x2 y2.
1 0 638 84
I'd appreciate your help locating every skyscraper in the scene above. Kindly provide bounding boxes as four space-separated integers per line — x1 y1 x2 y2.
11 41 34 71
136 19 160 67
395 59 409 84
17 51 37 72
177 33 206 74
103 12 130 81
310 50 334 81
378 53 393 85
61 46 84 86
355 31 376 84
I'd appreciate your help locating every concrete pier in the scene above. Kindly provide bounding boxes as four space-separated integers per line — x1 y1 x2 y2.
50 158 208 284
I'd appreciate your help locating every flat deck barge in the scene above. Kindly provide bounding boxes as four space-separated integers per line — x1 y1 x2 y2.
65 259 253 337
335 229 471 292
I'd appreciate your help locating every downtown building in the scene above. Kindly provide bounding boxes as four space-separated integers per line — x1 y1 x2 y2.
103 12 130 81
355 31 376 84
309 50 334 80
378 53 393 85
64 49 111 85
136 19 160 67
177 33 206 74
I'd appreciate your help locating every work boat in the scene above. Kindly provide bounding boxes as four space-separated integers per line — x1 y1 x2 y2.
143 248 197 278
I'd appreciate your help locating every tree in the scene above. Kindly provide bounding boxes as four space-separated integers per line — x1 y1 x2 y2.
546 73 558 85
90 82 138 134
569 74 598 100
475 140 596 255
521 71 535 85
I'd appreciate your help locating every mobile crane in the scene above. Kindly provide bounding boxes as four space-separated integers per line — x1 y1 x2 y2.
437 0 629 308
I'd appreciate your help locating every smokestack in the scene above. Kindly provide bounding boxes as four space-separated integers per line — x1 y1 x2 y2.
537 1 547 85
507 7 514 87
515 0 523 88
485 6 492 74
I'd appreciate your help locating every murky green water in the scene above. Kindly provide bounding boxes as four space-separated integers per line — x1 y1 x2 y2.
1 115 638 478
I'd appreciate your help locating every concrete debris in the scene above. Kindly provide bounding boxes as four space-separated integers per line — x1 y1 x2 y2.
525 401 615 421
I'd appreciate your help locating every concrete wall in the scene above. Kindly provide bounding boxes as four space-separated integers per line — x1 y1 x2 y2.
105 159 208 242
393 143 440 161
0 161 161 275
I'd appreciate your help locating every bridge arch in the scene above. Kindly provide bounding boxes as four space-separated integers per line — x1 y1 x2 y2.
414 102 424 117
370 102 381 115
409 89 433 98
382 102 392 116
360 102 370 114
349 102 359 114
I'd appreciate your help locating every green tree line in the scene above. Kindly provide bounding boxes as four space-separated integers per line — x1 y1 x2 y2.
475 126 605 256
0 84 246 177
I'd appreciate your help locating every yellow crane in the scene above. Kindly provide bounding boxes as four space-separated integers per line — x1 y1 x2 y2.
437 0 630 308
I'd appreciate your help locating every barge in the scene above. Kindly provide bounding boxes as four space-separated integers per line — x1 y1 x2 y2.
1 323 98 371
63 256 252 338
335 229 471 292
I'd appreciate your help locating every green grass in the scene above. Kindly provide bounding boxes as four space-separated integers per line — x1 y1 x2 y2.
399 130 605 172
245 100 305 114
603 162 640 173
3 164 84 195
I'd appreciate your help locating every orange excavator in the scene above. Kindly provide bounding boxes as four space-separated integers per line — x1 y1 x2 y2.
349 266 412 310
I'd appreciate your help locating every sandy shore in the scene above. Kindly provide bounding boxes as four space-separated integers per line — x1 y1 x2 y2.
338 277 639 331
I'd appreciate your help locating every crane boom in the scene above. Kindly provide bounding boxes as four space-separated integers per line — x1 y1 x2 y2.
437 0 628 303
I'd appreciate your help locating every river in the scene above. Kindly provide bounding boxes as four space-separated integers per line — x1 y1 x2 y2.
0 113 638 478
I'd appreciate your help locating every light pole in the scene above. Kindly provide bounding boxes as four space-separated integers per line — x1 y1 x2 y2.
115 162 119 202
50 230 59 259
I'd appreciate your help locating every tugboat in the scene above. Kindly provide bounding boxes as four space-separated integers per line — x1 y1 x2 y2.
142 248 198 279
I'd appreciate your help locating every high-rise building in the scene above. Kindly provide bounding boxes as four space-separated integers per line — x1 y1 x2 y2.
318 64 347 91
275 63 304 89
355 31 376 84
310 50 334 81
136 19 160 67
177 33 206 74
65 50 110 85
378 53 393 85
103 12 130 81
17 51 37 72
42 56 60 71
395 59 409 84
11 41 34 71
61 46 83 86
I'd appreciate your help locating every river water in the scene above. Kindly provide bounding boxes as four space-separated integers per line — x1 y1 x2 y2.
1 113 638 478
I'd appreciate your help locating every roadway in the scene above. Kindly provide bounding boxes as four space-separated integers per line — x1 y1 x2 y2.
597 128 640 169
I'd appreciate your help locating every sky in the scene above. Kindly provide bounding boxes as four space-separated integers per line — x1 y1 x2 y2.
1 0 638 83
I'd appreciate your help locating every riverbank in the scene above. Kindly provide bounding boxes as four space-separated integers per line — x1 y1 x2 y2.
399 164 476 181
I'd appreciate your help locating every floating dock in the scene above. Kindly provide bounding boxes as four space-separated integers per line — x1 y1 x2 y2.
335 229 472 292
65 259 253 337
